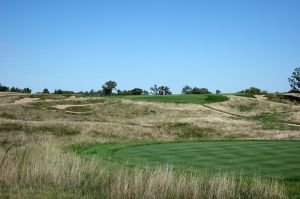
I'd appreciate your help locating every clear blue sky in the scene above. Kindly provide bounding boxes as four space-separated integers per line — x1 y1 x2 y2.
0 0 299 93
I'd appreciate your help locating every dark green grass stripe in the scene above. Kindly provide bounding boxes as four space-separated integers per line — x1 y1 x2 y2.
112 141 300 180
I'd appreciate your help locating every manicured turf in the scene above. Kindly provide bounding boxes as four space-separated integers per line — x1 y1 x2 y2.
114 94 229 104
111 141 300 180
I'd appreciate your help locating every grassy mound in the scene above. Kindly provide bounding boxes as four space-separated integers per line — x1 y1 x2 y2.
115 94 229 104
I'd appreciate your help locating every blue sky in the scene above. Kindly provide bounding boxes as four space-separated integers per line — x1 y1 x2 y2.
0 0 299 93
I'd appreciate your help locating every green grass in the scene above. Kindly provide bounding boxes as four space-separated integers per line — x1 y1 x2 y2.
234 93 256 98
113 94 229 104
250 112 300 130
65 106 93 112
266 93 300 105
74 141 300 181
158 122 217 139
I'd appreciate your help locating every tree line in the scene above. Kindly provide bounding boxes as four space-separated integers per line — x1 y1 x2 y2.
0 84 31 94
1 67 300 95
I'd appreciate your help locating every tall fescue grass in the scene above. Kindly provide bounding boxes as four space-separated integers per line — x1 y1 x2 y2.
0 142 287 199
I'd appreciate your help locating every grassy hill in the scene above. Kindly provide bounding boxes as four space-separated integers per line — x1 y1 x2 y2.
0 93 299 198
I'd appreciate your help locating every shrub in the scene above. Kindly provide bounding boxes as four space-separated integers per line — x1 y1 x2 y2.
191 87 211 94
0 83 9 92
239 87 262 95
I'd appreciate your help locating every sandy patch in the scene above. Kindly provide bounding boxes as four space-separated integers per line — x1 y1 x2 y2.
53 102 103 110
255 95 267 101
13 97 40 105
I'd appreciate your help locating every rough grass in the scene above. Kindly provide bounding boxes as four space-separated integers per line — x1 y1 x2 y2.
0 93 299 198
64 105 93 112
0 123 80 136
266 93 300 105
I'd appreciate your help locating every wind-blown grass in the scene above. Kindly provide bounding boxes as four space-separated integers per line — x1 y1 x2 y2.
0 142 287 199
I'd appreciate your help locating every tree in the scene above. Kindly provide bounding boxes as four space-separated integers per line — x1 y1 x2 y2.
89 89 95 95
131 88 144 95
150 85 171 95
158 86 172 95
102 80 117 95
42 88 50 94
289 67 300 93
54 89 63 94
22 88 31 94
191 87 211 94
216 90 221 94
239 87 261 94
150 84 159 95
182 85 192 94
10 87 22 92
0 83 9 92
142 90 149 95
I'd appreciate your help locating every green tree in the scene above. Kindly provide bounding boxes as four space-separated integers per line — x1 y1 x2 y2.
158 86 172 95
288 67 300 93
42 88 50 94
150 84 159 95
191 87 211 94
22 88 32 94
10 87 22 92
102 80 117 95
216 90 221 94
182 85 192 94
54 89 63 94
239 87 261 94
131 88 144 95
0 83 9 92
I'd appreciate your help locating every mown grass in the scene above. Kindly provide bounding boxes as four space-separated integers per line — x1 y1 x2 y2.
113 94 229 104
234 93 256 98
72 141 299 197
73 141 300 180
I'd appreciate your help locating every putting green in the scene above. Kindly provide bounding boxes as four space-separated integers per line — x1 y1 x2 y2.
112 141 300 180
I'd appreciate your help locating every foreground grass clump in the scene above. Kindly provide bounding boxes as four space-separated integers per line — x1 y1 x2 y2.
0 143 287 199
114 94 229 104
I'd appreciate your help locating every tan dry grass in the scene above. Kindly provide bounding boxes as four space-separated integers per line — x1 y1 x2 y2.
0 142 287 199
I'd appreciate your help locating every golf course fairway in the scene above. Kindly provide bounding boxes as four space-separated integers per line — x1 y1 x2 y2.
111 141 300 180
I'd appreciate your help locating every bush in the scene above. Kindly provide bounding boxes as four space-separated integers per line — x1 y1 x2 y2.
42 88 50 94
239 87 262 95
0 83 9 92
54 89 74 94
191 87 211 94
9 86 31 93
